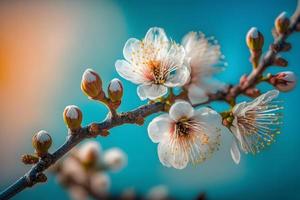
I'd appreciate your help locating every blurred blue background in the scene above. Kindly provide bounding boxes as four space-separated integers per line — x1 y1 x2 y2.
0 0 299 199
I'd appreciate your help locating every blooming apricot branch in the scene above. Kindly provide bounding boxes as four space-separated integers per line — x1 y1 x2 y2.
0 2 300 199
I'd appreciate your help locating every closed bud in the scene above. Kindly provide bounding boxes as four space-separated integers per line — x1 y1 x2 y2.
246 27 264 51
108 78 123 102
269 71 296 92
245 88 261 98
78 141 101 168
21 154 39 165
63 105 83 132
103 148 127 171
274 57 288 67
81 69 103 99
275 12 290 34
32 130 52 156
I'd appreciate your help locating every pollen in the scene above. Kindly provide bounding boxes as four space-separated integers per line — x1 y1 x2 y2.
148 60 166 84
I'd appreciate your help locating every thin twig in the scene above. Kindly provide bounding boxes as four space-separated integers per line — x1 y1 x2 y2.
194 3 300 107
0 102 164 200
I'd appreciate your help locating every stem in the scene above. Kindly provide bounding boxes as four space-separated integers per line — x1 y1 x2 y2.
0 102 164 200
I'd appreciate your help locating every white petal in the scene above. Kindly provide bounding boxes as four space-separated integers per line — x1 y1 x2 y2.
158 139 189 169
169 101 194 121
144 27 168 45
157 141 173 168
187 84 209 105
171 147 189 169
123 38 141 61
166 43 185 65
148 114 172 143
230 121 247 153
115 59 146 84
137 84 168 100
165 66 190 87
193 107 222 127
254 89 279 105
230 140 241 164
181 32 198 54
232 101 248 116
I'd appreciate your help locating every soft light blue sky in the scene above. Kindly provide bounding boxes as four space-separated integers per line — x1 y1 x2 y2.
1 0 299 199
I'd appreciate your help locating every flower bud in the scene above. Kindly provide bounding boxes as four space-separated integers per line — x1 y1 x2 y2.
63 105 83 132
21 154 39 165
275 12 290 34
269 71 296 92
108 78 123 102
81 69 103 99
78 141 101 168
32 130 52 156
103 148 127 171
246 27 264 51
90 172 110 196
274 57 288 67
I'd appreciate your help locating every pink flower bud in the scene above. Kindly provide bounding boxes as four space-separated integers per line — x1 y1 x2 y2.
270 71 296 92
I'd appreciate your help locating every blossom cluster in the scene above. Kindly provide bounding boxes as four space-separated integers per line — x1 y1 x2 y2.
111 26 295 169
52 141 127 200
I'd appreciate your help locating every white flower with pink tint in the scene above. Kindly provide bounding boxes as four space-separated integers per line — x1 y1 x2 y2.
182 32 225 104
115 27 190 100
230 90 282 164
270 71 296 92
148 101 222 169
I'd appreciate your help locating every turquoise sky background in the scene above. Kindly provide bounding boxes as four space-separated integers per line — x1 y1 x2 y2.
1 0 300 199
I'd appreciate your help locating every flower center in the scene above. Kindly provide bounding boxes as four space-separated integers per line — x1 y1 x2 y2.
148 60 166 84
175 119 191 136
237 113 257 136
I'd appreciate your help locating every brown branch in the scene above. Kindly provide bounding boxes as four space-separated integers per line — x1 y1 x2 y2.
0 2 299 200
194 2 300 107
0 102 164 200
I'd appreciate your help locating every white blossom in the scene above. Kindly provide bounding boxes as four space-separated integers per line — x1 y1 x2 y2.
230 90 282 164
103 148 127 171
115 27 190 100
148 101 222 169
146 185 169 200
182 32 225 104
77 141 101 165
69 185 88 200
89 172 110 197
